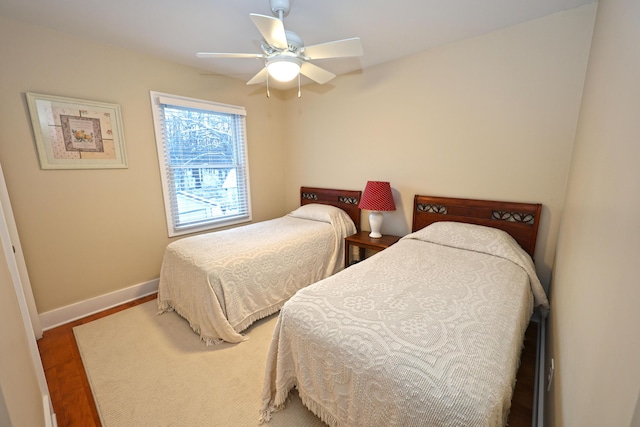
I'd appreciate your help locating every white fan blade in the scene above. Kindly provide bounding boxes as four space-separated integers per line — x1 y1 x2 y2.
196 52 265 59
246 67 268 85
303 37 364 60
249 14 288 50
300 62 336 84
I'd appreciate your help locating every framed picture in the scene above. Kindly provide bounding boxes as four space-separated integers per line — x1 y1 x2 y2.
26 92 127 169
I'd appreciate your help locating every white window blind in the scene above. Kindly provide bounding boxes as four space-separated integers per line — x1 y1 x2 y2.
150 91 251 237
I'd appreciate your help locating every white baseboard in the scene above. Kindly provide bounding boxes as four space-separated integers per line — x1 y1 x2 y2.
533 314 547 427
39 279 159 331
43 394 57 427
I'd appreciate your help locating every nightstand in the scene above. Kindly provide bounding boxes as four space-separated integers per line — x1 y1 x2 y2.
344 231 402 268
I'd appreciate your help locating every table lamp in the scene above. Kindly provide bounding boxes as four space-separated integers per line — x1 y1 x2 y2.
358 181 396 238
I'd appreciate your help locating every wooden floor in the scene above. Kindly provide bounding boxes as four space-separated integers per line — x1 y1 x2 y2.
38 294 538 427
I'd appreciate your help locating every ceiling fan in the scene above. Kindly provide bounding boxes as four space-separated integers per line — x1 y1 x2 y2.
196 0 364 93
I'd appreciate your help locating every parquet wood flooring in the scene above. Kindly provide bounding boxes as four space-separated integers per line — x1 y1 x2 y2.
37 294 538 427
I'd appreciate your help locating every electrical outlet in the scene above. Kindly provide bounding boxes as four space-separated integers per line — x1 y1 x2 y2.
547 358 555 391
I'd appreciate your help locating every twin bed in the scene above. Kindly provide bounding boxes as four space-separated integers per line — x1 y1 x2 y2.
157 187 361 344
157 187 550 426
260 195 549 427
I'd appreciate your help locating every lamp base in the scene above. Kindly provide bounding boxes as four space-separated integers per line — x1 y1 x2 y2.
368 211 383 238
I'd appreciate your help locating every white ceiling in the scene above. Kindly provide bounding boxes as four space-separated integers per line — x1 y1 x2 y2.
1 0 593 89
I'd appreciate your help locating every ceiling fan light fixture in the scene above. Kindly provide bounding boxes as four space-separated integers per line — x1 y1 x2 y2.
197 0 363 88
266 56 301 82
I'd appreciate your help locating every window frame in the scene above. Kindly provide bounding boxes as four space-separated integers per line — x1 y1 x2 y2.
150 91 252 237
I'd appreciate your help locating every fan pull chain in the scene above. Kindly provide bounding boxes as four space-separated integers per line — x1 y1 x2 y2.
266 72 270 98
298 73 301 98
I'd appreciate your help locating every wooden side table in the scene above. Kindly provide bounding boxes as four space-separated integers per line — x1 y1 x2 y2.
344 231 402 268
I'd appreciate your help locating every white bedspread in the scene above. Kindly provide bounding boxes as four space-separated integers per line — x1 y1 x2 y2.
260 222 550 427
157 205 356 345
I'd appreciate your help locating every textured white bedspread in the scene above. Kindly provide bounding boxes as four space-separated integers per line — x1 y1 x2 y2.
157 207 355 345
261 222 549 427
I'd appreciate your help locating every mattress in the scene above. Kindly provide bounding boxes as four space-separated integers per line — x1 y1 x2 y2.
260 222 550 426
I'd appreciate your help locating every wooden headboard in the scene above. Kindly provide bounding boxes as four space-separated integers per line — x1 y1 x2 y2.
412 195 542 256
300 187 362 231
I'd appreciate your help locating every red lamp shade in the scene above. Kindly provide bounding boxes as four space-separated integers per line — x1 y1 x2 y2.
358 181 396 211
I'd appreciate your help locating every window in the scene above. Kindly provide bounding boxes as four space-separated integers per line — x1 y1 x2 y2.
150 91 251 237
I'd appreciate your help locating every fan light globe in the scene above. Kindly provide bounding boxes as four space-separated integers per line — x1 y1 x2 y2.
267 58 301 82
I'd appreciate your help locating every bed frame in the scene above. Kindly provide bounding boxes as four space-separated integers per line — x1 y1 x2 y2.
300 187 362 231
412 195 542 257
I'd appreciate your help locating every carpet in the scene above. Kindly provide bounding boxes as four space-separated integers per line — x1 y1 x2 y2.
73 300 325 427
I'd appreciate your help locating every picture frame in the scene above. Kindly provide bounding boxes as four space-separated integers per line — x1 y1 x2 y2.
26 92 128 169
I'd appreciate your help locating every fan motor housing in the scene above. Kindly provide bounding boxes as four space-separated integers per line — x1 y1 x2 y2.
285 30 303 53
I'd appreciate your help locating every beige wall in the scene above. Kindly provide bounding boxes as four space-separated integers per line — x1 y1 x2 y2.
0 16 287 312
548 0 640 425
0 5 598 313
282 4 597 288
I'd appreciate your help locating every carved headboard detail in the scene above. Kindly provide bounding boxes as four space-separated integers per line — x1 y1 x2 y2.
300 187 362 231
412 195 542 256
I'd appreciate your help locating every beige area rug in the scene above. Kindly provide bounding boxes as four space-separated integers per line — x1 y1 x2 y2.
73 300 325 427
